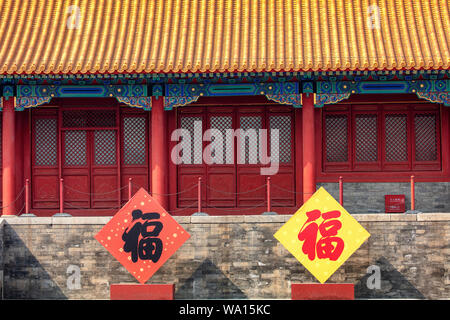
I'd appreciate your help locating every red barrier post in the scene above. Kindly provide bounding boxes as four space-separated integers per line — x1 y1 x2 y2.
25 179 30 214
266 177 271 213
339 176 343 206
59 178 64 214
128 178 132 200
197 177 202 214
411 175 415 211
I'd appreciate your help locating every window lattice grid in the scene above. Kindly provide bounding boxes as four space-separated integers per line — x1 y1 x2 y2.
269 115 292 163
355 114 378 162
210 116 232 164
239 116 262 164
34 118 58 166
64 130 87 166
325 115 348 163
414 114 438 162
385 114 408 162
180 116 203 164
123 117 146 165
62 110 116 128
94 130 117 166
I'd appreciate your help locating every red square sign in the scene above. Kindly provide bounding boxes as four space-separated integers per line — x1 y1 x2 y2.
95 188 190 284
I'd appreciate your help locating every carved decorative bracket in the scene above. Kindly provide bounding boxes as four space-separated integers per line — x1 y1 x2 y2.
416 91 450 106
315 93 351 108
163 95 201 110
265 94 302 108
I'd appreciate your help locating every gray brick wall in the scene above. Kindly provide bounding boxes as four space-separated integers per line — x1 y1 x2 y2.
0 215 449 300
317 182 450 213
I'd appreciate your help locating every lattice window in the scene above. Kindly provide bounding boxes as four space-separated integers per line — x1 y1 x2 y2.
325 115 348 162
239 116 262 164
210 116 232 164
180 116 203 164
62 110 116 128
385 114 408 162
355 114 378 162
34 118 58 166
414 114 437 161
270 115 292 163
123 117 146 165
64 130 87 166
94 130 116 165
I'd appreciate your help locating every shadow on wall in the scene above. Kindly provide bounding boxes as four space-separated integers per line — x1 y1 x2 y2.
355 257 425 299
2 225 66 299
176 258 247 299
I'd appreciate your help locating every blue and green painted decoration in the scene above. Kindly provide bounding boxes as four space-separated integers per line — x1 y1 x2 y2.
1 70 449 110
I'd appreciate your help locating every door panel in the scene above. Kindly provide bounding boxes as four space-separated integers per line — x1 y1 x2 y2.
236 112 265 206
62 130 90 208
177 114 206 207
267 113 295 207
206 114 235 207
32 114 59 209
120 113 149 204
91 129 118 208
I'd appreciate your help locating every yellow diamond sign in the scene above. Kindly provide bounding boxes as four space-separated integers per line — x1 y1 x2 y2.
274 187 370 284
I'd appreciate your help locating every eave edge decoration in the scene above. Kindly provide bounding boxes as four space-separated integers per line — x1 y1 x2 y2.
15 85 151 110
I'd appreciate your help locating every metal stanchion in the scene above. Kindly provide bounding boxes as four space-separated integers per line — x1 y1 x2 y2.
21 179 36 217
192 177 208 216
406 175 420 214
53 178 71 217
262 177 277 215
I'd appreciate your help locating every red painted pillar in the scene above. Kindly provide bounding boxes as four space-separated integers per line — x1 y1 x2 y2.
151 96 168 209
302 93 316 203
2 97 16 216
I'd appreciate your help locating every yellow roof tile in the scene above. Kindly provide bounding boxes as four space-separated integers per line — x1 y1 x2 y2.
0 0 448 75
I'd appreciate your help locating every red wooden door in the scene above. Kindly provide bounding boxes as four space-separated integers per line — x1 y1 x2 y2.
61 109 119 209
177 106 296 210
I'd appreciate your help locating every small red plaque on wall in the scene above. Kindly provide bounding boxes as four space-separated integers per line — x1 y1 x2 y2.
384 195 405 213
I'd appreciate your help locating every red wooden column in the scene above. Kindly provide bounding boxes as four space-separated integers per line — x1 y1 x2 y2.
2 97 16 216
151 96 169 209
302 93 316 203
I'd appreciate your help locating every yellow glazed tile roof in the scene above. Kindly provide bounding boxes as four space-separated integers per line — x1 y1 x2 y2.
0 0 449 75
